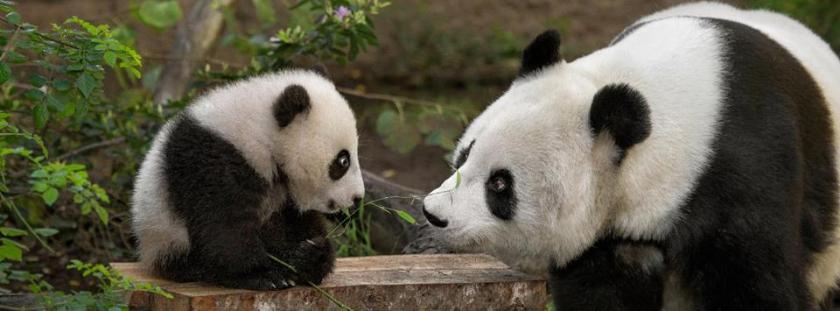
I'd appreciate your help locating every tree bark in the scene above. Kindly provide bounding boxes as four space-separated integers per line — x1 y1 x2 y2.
153 0 238 105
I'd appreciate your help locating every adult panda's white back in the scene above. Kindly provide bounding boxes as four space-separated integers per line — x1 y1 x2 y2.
641 2 840 114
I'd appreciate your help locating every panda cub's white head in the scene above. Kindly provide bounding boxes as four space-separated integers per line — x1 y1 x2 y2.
188 70 364 213
423 31 652 274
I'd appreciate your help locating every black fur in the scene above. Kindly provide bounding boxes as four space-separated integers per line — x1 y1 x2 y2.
519 29 563 77
274 84 311 128
454 139 475 169
550 239 664 311
551 18 837 310
159 114 334 290
589 83 651 152
485 169 517 220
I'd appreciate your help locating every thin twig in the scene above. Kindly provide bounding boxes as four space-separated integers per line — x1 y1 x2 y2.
362 170 423 195
267 254 354 311
54 137 126 161
337 87 441 107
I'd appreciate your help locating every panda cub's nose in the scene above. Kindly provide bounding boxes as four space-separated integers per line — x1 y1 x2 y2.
352 196 363 207
423 207 448 228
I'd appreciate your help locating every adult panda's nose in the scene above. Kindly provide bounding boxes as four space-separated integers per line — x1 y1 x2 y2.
423 207 448 228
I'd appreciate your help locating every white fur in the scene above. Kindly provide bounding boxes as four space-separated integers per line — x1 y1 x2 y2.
132 70 364 268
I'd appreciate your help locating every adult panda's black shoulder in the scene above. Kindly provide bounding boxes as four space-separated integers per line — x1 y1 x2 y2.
131 70 365 289
422 2 840 309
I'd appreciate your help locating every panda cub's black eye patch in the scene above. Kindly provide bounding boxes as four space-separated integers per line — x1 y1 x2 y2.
329 150 351 181
485 169 517 220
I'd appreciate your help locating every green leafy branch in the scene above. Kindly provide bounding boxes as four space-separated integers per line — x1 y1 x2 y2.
36 260 172 310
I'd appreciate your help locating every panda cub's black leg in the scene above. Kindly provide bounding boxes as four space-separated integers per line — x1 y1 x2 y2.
550 239 664 311
190 214 291 290
259 206 335 286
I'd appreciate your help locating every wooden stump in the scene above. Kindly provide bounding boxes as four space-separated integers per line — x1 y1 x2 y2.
113 254 548 311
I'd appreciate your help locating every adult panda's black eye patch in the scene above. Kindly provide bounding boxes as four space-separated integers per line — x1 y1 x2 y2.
454 139 476 169
329 149 351 181
485 169 517 220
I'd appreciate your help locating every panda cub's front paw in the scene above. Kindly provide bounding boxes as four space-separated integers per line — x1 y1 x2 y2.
287 237 334 285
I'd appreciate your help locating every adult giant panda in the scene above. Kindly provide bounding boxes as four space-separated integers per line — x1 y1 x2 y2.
131 70 365 290
422 2 840 309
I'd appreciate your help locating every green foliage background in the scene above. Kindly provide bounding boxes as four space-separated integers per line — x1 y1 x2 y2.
751 0 840 53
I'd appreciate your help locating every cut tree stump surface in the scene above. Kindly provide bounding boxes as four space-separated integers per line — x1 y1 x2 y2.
113 254 548 310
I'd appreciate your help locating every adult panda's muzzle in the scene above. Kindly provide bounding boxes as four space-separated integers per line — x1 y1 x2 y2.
423 207 448 228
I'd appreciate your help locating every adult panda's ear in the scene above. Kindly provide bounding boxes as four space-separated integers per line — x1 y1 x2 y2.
274 84 311 128
519 29 563 77
589 83 651 151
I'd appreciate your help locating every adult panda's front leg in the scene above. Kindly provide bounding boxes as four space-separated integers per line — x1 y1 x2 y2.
549 239 665 311
260 205 335 286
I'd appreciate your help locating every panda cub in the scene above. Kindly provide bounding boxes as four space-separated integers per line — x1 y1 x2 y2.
423 2 840 310
131 70 364 290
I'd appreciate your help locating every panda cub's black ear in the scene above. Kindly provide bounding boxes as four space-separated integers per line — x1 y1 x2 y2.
519 29 563 77
310 63 329 78
274 84 311 128
589 83 651 151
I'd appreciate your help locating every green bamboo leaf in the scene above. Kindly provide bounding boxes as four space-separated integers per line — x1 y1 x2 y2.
455 169 462 188
395 210 416 224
